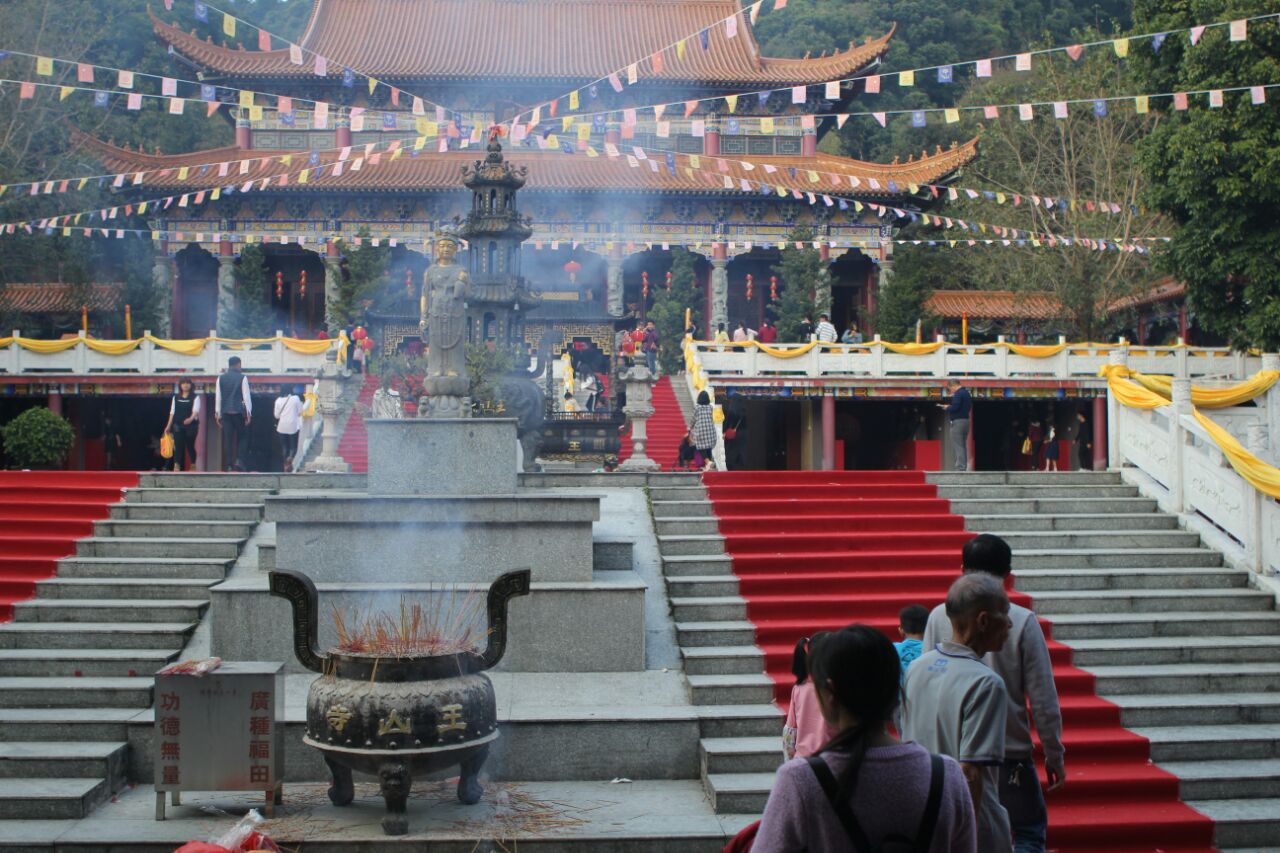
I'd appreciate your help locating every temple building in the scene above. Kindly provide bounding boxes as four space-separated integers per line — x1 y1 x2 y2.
73 0 978 354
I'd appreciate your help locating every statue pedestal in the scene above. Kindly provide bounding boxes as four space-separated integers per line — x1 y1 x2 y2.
618 366 661 472
367 419 518 495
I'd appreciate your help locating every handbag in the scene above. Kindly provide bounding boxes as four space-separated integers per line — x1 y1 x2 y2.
1021 437 1032 455
160 432 175 460
723 427 738 441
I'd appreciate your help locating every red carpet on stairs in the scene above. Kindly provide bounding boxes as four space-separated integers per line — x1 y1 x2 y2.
0 471 137 622
336 373 379 473
704 470 1218 853
618 375 687 470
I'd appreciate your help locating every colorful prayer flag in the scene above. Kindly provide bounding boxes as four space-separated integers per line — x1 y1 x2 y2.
314 101 329 127
1018 103 1033 120
725 94 738 112
315 55 327 76
569 89 579 110
983 105 999 119
608 72 623 92
36 56 53 76
825 81 840 99
57 86 72 100
127 92 142 110
975 59 992 78
677 40 686 60
290 43 303 65
1134 95 1149 114
194 1 208 22
1229 19 1247 42
873 112 886 127
1113 38 1129 57
651 51 663 74
627 63 638 85
1053 101 1068 118
911 111 926 127
1066 44 1084 60
1016 53 1032 71
223 13 235 37
944 108 959 124
937 65 953 83
864 75 880 93
1190 26 1205 45
1209 89 1223 108
169 97 185 114
1252 86 1267 105
18 81 34 99
760 116 775 133
239 90 254 108
725 12 738 38
1173 92 1188 110
258 28 271 51
77 63 94 83
118 70 134 89
899 70 914 87
791 85 806 103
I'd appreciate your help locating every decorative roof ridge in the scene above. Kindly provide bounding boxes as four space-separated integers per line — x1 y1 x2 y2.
759 23 895 76
811 135 979 175
149 7 297 68
70 126 254 171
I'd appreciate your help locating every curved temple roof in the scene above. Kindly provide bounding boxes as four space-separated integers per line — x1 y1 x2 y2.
73 131 978 198
151 0 893 85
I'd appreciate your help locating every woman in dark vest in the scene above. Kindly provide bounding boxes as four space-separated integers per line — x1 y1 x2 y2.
163 378 201 471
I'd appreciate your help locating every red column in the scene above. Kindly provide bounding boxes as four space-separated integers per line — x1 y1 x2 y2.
1178 306 1189 343
1137 315 1147 345
47 391 62 415
801 128 817 157
336 114 352 149
1092 395 1107 471
821 394 836 471
235 113 252 150
704 117 721 156
605 122 620 146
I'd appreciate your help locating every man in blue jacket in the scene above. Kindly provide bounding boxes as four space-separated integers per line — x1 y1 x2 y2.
943 380 972 471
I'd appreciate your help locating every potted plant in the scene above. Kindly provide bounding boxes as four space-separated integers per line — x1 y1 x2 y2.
1 407 75 469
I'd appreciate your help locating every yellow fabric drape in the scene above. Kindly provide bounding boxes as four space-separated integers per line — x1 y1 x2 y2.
1099 364 1169 410
146 336 213 356
1003 343 1070 358
279 338 338 355
336 333 349 365
1108 366 1280 409
0 335 339 358
302 391 318 418
1192 409 1280 499
0 337 81 353
880 341 947 355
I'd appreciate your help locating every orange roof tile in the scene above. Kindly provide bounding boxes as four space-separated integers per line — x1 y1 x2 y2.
927 281 1186 321
72 131 978 198
0 283 123 314
150 1 892 85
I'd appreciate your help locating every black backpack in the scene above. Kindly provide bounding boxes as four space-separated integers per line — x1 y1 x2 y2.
806 753 945 853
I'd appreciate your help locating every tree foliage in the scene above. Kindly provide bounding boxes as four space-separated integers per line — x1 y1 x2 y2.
1 406 75 469
648 247 702 374
220 244 276 337
874 248 937 342
1130 1 1280 350
771 228 830 342
330 227 390 330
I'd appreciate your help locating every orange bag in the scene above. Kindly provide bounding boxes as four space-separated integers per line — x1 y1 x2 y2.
160 432 175 459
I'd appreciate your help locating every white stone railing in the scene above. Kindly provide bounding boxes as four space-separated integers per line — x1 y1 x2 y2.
0 330 340 376
1110 357 1280 577
687 339 1259 382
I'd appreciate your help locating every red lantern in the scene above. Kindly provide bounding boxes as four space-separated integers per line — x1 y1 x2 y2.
641 271 649 299
299 270 307 298
769 275 779 302
563 259 582 284
361 337 374 352
665 271 672 291
353 326 367 341
405 268 413 296
745 274 753 301
275 271 284 300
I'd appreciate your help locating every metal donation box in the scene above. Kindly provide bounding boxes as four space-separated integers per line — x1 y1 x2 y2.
153 662 284 820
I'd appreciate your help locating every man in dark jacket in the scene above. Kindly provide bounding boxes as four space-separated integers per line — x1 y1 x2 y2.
215 356 252 471
943 380 972 471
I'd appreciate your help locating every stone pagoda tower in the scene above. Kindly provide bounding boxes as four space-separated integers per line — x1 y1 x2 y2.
458 137 539 351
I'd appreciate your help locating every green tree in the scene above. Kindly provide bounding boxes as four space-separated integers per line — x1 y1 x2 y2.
466 343 515 415
219 244 275 337
1130 1 1280 350
1 406 75 469
874 247 938 341
771 228 830 342
648 247 702 374
330 227 390 330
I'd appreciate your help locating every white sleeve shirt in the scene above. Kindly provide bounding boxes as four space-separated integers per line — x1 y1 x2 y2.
215 374 253 417
169 396 202 417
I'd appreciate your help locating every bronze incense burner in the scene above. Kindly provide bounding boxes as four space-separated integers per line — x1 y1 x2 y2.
269 568 531 835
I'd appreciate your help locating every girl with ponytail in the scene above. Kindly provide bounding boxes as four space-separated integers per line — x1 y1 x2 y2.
782 634 837 761
755 626 976 852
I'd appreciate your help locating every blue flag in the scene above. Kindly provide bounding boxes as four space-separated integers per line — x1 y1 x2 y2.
757 90 771 108
665 151 676 175
838 199 848 210
887 180 898 193
560 141 573 154
788 167 797 179
727 119 740 134
200 84 216 101
194 1 208 22
911 110 926 127
342 68 355 88
1152 33 1167 51
699 28 709 50
309 150 320 165
760 183 772 195
937 65 953 83
1093 99 1107 117
0 51 9 61
588 84 598 99
280 110 295 127
382 112 396 130
94 91 109 108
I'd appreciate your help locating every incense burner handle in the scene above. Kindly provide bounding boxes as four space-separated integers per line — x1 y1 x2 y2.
479 569 531 671
268 569 330 674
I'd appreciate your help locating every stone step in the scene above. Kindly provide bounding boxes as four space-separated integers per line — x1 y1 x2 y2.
700 737 782 775
662 554 735 576
936 483 1139 499
948 497 1159 515
1090 663 1280 696
75 537 243 560
1033 588 1270 616
1012 548 1222 569
124 487 273 504
53 556 233 581
13 598 208 624
651 500 715 519
137 472 362 490
654 518 721 536
676 621 758 649
695 705 784 739
0 677 153 709
1192 797 1280 849
1160 758 1280 800
667 576 741 599
999 530 1203 549
0 622 194 650
670 596 747 623
1139 723 1280 761
109 501 264 522
93 519 255 539
0 777 109 820
1069 636 1280 667
928 471 1123 485
657 535 726 557
0 741 127 784
681 646 766 676
967 512 1179 532
1016 567 1247 592
0 648 176 678
1050 611 1280 640
35 577 215 601
648 486 708 503
1113 693 1280 727
686 674 776 706
705 772 772 814
0 709 139 743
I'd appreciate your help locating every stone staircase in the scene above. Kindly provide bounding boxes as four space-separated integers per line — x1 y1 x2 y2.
650 480 783 814
0 477 268 820
929 470 1280 851
668 372 695 425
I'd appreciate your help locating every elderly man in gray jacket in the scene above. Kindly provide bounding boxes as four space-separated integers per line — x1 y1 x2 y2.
921 533 1065 853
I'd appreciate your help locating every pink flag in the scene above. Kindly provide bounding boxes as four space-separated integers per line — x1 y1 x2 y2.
791 85 806 104
118 70 134 88
1053 101 1067 118
1190 26 1205 45
314 101 329 127
864 75 880 93
775 0 787 6
1019 104 1033 121
289 43 303 65
873 112 886 126
436 105 446 122
623 108 637 126
800 114 815 129
412 96 425 115
685 99 698 118
608 72 623 93
77 63 94 83
983 105 999 119
127 93 143 110
691 119 705 136
162 77 177 96
314 55 327 76
825 81 840 99
390 87 400 107
258 29 271 51
726 12 738 38
1065 44 1084 60
836 113 849 128
975 59 992 78
19 82 34 99
1173 92 1188 110
1252 86 1267 105
651 51 664 74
